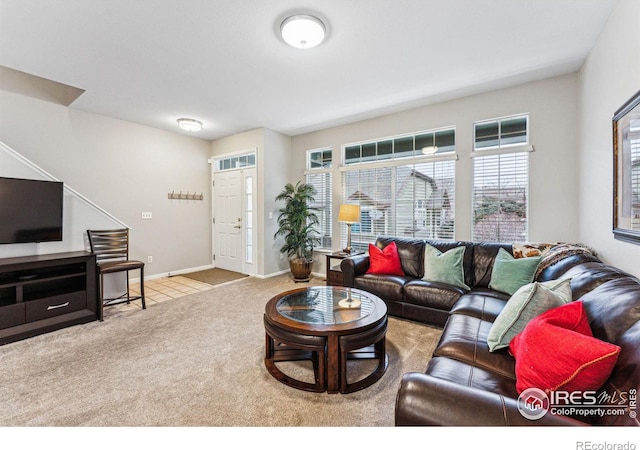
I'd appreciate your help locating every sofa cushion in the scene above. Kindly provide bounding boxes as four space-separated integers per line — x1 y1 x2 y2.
366 241 405 276
450 290 509 322
470 242 513 288
403 279 466 311
353 274 406 306
375 236 425 278
532 243 598 280
376 236 424 278
487 279 572 352
426 356 519 399
422 244 469 290
536 251 601 282
562 261 631 299
433 314 515 380
510 301 621 395
488 248 542 295
579 277 640 343
425 239 475 288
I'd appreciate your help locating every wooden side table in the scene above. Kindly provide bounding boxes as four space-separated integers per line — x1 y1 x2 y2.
326 252 349 286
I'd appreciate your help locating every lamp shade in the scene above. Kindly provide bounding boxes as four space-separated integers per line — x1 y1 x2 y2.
338 204 360 224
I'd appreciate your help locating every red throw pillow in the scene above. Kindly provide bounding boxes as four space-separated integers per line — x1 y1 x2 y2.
509 301 621 395
366 242 405 276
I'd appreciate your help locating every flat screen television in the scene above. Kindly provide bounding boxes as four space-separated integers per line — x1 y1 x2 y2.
0 177 64 244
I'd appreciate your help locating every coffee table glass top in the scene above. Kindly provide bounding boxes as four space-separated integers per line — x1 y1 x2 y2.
276 287 374 325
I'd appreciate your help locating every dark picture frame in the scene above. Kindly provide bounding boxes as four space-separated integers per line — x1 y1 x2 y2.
613 89 640 244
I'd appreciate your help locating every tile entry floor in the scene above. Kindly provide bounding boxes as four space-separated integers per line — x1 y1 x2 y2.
103 275 214 317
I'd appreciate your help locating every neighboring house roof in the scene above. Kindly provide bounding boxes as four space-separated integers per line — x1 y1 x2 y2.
345 165 452 212
409 168 436 188
346 190 390 209
425 188 451 210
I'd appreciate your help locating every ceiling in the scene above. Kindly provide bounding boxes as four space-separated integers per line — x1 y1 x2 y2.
0 0 619 141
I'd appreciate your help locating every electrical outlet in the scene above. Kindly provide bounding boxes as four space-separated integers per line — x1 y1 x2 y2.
147 256 153 263
141 211 153 220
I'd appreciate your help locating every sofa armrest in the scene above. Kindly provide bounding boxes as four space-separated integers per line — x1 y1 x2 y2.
395 373 586 426
341 254 370 287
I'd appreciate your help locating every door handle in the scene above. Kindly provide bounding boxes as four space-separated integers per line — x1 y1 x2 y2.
233 224 242 229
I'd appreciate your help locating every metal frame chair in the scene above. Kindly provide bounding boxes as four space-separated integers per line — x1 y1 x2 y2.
87 228 146 320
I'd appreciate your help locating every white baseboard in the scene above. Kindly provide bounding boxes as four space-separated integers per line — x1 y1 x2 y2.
254 269 326 281
254 269 290 279
130 264 215 283
165 264 215 278
134 267 326 283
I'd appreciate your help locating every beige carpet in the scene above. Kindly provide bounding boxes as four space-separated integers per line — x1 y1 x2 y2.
0 274 441 427
180 268 249 286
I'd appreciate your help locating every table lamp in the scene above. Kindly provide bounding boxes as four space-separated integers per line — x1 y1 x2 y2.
338 204 360 254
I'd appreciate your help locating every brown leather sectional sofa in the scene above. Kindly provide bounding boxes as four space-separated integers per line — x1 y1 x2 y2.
341 236 640 426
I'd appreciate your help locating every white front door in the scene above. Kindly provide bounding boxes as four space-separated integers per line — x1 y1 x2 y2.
213 169 243 273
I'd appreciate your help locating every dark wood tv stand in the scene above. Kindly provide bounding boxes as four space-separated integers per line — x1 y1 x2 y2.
0 251 98 345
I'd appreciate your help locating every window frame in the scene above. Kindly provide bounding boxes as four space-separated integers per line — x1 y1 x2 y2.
305 147 333 251
340 128 458 250
343 127 457 167
213 151 256 172
471 114 533 242
472 114 530 153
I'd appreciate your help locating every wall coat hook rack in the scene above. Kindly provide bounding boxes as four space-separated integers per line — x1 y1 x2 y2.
168 190 204 201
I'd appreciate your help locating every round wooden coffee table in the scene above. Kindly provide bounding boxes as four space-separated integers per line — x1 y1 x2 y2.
264 286 388 394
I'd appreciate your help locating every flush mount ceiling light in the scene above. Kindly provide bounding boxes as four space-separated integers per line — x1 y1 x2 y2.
177 118 203 132
421 146 439 155
280 14 326 49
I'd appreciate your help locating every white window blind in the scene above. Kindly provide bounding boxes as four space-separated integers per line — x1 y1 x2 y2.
631 124 640 230
472 152 528 241
305 148 332 250
341 129 456 251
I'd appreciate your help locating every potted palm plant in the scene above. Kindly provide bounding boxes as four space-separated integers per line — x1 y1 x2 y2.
274 181 321 281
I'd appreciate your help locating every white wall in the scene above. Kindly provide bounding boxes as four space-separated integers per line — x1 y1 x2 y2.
292 73 581 258
0 90 212 277
263 128 294 275
578 0 640 278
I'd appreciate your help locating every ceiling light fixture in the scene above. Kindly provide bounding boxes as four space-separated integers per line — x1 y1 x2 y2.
280 14 326 49
177 118 203 132
421 146 439 155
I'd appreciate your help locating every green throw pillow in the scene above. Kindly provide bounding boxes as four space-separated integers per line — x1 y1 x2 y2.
488 248 542 295
487 278 572 352
422 244 470 290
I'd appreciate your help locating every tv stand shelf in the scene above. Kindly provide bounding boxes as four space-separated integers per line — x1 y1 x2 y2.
0 251 98 345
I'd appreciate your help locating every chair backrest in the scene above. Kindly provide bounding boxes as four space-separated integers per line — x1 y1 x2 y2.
87 229 131 263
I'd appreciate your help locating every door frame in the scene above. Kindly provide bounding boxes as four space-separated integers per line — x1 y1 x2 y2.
211 150 257 276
